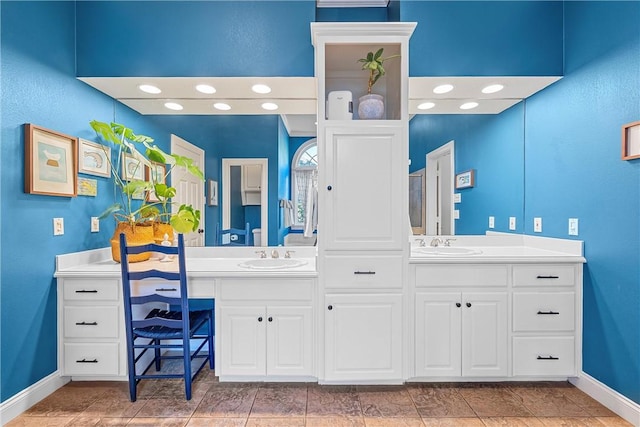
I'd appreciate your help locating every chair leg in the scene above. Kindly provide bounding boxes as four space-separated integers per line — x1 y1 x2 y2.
183 336 192 400
208 312 215 369
127 337 137 402
154 339 161 371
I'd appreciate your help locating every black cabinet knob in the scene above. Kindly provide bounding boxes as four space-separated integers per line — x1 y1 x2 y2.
466 302 472 308
328 305 333 310
327 185 332 191
456 302 461 308
268 317 273 322
258 317 263 322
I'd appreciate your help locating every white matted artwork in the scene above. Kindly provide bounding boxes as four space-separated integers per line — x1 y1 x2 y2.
208 179 218 206
78 138 111 177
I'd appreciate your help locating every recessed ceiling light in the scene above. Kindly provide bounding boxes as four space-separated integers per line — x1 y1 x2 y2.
138 84 161 94
164 102 183 111
196 84 216 94
481 84 504 94
252 84 272 94
261 102 278 111
417 102 436 110
433 84 454 94
460 102 479 110
213 102 231 111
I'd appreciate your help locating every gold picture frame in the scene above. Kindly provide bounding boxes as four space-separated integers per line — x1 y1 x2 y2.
24 123 78 197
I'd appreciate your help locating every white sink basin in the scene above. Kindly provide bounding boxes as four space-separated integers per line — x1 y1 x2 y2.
238 258 308 270
413 247 482 256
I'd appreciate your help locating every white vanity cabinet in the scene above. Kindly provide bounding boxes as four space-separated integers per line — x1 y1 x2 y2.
312 22 415 384
57 277 124 378
216 278 315 380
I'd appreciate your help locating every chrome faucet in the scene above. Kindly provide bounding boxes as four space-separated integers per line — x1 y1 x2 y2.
256 250 267 258
430 237 443 247
271 249 280 259
415 238 426 247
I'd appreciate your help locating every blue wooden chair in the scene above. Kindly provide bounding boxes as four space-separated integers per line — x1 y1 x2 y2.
215 222 251 246
118 233 214 402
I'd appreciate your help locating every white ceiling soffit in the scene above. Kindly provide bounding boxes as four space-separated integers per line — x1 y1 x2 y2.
409 76 561 114
316 0 389 7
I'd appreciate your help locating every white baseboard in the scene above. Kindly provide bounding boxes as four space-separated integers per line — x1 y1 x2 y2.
570 372 640 426
0 371 69 426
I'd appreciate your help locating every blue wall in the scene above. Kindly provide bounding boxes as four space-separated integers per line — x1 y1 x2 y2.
1 0 639 412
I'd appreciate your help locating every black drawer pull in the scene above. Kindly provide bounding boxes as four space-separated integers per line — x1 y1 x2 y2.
155 288 177 292
268 317 273 322
354 271 375 275
537 355 559 360
258 317 263 322
75 321 98 326
76 358 98 363
466 302 472 308
75 289 98 293
328 305 333 310
456 302 461 308
536 275 559 279
537 310 560 315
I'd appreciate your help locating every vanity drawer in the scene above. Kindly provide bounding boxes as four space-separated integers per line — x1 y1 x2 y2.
63 279 119 301
219 278 313 301
64 306 119 338
414 264 508 288
513 292 575 332
63 343 119 376
130 279 181 298
512 264 576 287
188 278 215 298
513 337 575 376
323 255 403 289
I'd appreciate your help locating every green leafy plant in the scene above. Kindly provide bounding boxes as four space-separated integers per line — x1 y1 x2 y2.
358 48 400 94
90 120 204 234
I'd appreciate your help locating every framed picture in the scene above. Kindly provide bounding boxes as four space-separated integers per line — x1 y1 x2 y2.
24 123 78 197
455 169 475 189
122 153 145 181
146 162 166 202
78 138 111 177
208 179 218 206
77 177 98 196
621 120 640 160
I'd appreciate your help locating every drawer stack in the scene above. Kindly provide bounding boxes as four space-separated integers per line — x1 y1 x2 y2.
511 264 578 377
59 278 122 377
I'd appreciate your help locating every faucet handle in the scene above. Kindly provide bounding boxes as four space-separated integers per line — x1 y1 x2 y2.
284 250 295 259
444 238 456 247
414 238 426 247
256 250 267 258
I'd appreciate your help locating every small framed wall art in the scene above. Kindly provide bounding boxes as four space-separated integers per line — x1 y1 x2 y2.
146 162 166 202
122 153 145 181
78 138 111 177
455 169 475 189
208 179 218 206
621 120 640 160
24 123 78 197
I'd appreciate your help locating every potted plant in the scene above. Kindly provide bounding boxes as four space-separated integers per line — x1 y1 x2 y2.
90 120 204 262
357 48 400 120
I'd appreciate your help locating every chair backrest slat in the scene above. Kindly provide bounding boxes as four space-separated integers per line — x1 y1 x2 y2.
215 222 251 246
130 294 182 305
132 317 183 329
130 270 181 281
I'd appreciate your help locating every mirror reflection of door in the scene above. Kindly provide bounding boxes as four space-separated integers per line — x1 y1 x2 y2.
426 141 455 236
409 170 425 235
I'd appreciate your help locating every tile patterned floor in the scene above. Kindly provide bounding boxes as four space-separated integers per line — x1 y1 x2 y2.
6 368 634 427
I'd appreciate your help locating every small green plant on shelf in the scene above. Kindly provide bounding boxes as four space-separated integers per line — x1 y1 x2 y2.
358 47 400 94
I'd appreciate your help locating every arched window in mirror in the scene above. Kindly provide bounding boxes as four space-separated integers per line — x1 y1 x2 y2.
291 138 317 229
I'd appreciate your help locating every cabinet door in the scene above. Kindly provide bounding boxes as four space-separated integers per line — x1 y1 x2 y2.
461 292 508 377
415 293 461 377
323 126 405 251
219 306 266 376
325 293 402 381
242 164 262 191
266 306 314 377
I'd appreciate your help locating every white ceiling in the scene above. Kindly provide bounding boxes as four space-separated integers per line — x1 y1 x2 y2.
79 75 560 137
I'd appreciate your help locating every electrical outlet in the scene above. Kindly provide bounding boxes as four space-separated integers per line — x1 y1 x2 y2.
454 209 460 219
534 217 542 233
454 193 461 203
53 218 64 236
488 216 495 229
568 218 579 236
509 217 516 230
91 217 100 233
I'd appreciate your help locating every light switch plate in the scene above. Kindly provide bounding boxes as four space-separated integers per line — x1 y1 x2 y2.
454 193 461 203
454 209 460 219
91 217 100 233
53 218 64 236
509 217 516 230
534 217 542 233
488 216 495 229
568 218 579 236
